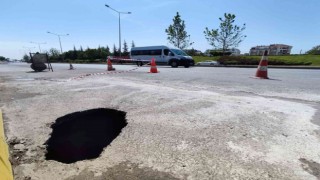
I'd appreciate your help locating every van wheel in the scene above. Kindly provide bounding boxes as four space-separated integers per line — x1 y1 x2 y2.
184 65 190 68
171 61 178 68
136 61 143 66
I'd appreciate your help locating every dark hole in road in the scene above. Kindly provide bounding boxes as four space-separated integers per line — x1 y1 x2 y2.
45 108 127 164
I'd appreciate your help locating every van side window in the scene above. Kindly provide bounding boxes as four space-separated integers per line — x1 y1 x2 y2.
164 49 169 56
150 49 162 55
131 49 162 56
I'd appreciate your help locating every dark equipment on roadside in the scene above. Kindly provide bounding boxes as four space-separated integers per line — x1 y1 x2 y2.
29 52 53 72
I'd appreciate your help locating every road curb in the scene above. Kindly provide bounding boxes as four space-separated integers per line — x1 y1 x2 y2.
196 65 320 69
0 109 13 180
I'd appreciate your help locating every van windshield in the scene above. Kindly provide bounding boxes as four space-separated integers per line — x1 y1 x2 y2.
171 49 188 56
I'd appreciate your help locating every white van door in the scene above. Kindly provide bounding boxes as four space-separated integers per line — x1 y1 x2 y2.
163 49 175 63
147 49 163 63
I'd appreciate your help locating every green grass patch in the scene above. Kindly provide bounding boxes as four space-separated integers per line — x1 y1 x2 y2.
268 55 320 66
192 55 320 66
192 56 220 63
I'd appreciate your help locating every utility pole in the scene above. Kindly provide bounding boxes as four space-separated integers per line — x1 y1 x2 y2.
105 4 131 58
30 42 46 53
47 31 74 69
47 32 69 54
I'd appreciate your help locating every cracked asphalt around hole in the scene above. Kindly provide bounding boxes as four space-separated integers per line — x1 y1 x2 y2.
1 62 320 180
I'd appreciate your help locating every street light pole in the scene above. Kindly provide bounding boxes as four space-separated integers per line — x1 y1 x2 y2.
47 31 73 69
47 31 69 54
105 4 131 58
22 46 36 54
118 12 121 57
30 42 46 53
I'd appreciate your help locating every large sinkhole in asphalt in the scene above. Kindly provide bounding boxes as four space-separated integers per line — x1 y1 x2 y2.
45 108 127 164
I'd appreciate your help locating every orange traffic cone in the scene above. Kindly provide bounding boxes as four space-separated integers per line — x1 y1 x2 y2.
107 58 115 71
149 58 158 73
255 50 269 79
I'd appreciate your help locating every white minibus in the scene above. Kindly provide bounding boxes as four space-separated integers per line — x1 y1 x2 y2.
130 46 194 68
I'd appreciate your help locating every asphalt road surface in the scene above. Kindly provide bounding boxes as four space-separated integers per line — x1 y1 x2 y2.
1 62 320 180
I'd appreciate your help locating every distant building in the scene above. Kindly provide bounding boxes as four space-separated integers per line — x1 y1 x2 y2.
205 48 241 56
184 49 202 55
191 49 202 55
269 44 293 55
228 48 241 56
249 45 269 56
250 44 292 55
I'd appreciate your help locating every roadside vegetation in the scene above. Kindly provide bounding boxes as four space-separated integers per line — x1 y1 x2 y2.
20 10 319 67
0 56 9 62
192 55 320 66
165 12 193 49
204 13 246 54
192 56 220 62
306 45 320 55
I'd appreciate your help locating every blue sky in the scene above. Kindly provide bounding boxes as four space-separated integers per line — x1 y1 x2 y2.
1 0 320 59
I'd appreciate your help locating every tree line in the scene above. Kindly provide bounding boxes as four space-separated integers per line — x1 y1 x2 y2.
166 12 320 56
0 56 9 62
23 12 246 62
306 45 320 55
166 12 246 55
22 40 135 63
20 12 319 62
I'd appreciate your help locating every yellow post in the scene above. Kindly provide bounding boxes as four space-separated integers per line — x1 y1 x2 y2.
0 110 13 180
